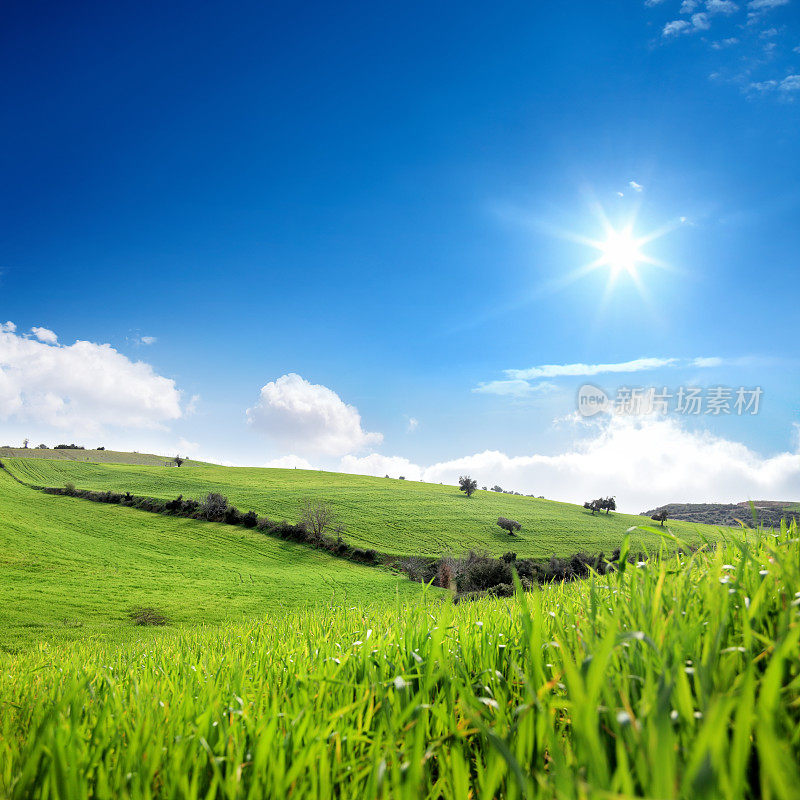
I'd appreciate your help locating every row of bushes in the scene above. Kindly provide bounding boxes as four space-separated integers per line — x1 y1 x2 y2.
50 485 380 565
402 547 641 598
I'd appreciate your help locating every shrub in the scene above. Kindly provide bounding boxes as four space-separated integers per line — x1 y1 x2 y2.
64 482 76 495
201 493 228 521
299 499 341 541
224 506 242 525
130 608 168 627
500 551 517 563
242 510 258 528
497 517 522 535
461 556 512 592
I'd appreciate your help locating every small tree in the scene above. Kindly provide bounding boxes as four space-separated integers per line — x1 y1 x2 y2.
491 485 503 493
583 500 600 515
174 455 185 467
300 499 341 541
201 492 228 521
651 510 668 526
602 496 617 515
22 438 29 449
458 475 478 498
497 516 522 536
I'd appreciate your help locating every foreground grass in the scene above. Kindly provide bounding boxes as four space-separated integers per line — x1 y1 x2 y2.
0 470 423 650
3 457 726 559
2 524 798 799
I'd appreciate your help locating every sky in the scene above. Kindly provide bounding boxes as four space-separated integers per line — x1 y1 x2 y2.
2 0 799 510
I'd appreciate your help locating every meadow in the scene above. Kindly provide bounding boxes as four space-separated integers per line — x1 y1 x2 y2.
3 455 726 559
1 522 798 799
0 467 423 650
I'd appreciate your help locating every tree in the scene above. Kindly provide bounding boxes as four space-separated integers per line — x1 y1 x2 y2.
602 496 617 515
491 485 503 493
174 455 185 467
651 510 668 526
583 500 600 515
458 475 478 498
201 492 228 521
497 516 522 535
22 438 29 449
300 499 342 541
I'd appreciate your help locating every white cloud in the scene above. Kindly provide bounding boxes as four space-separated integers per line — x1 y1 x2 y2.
31 327 58 344
340 453 423 481
692 12 712 29
711 37 740 48
628 180 644 192
664 19 692 35
760 26 779 35
0 322 184 431
681 0 699 11
505 357 682 381
139 335 157 345
263 454 316 470
246 373 383 456
343 417 800 512
407 416 419 432
473 379 558 397
706 0 739 14
748 74 800 93
747 0 788 9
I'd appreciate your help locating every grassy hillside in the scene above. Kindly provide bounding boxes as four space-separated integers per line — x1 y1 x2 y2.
0 468 424 650
0 446 177 465
2 524 798 798
4 456 724 559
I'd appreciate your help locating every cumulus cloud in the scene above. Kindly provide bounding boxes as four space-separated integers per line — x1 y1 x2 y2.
692 11 712 29
139 335 157 345
664 19 692 35
263 454 316 470
681 0 699 11
342 417 800 512
341 453 423 481
31 326 58 344
0 322 184 431
246 373 383 456
706 0 739 14
748 74 800 93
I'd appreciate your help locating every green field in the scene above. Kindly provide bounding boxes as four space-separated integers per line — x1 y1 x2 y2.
3 455 726 559
0 467 424 650
2 522 798 798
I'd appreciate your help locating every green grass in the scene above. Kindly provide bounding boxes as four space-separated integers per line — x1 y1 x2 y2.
3 457 727 559
0 447 177 465
1 523 798 798
0 468 424 650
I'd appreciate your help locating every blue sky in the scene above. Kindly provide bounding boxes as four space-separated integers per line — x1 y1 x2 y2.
1 0 799 508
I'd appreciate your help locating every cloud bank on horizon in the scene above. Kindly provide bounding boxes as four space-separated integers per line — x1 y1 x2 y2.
1 322 797 512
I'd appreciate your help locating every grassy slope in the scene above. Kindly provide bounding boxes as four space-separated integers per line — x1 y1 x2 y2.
0 469 423 650
2 526 798 798
0 446 174 465
4 456 723 559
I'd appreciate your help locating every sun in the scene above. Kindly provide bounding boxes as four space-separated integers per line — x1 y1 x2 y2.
597 227 645 276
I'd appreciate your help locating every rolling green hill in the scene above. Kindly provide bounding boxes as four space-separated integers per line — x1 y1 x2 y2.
0 467 423 650
0 446 177 465
3 455 723 559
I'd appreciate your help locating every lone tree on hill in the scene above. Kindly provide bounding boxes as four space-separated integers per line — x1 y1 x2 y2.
602 496 617 515
497 516 522 536
583 500 600 515
651 509 668 526
458 475 478 498
174 455 185 467
300 498 342 541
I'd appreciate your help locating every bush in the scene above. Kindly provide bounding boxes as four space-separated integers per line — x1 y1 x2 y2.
201 493 228 521
497 517 522 535
242 510 258 528
224 506 242 525
64 482 76 495
461 556 512 592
